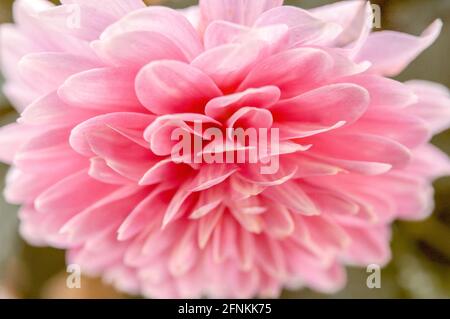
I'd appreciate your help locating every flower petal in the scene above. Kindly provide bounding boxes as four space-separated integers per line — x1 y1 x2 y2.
58 67 142 111
205 86 280 121
255 6 342 46
136 60 222 115
199 0 283 27
356 20 442 76
100 6 203 61
239 48 365 98
92 31 187 67
272 83 369 126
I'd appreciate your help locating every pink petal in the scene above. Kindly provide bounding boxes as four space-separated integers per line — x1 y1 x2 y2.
70 112 153 156
405 80 450 134
0 123 36 164
205 86 280 121
347 110 431 148
341 225 391 266
409 145 450 180
163 182 194 227
19 52 99 95
356 20 442 76
254 235 286 278
136 60 222 115
311 1 373 53
229 205 263 234
4 168 61 204
13 0 54 38
35 170 118 214
2 82 39 113
100 6 203 61
13 0 95 57
262 181 318 215
139 159 191 186
262 203 294 238
60 0 145 18
58 67 142 112
239 48 365 98
117 186 168 241
275 121 346 140
37 4 115 41
88 157 132 185
60 186 145 243
19 92 98 127
286 154 343 177
335 74 418 108
227 107 273 131
255 6 342 46
307 133 412 172
203 21 249 49
92 31 187 68
272 83 369 126
179 5 200 29
169 224 199 276
382 173 434 221
306 153 393 176
191 41 277 92
14 128 85 174
198 205 225 248
300 215 350 254
230 175 266 198
199 0 283 27
189 164 238 192
237 161 297 187
143 113 219 156
70 113 156 181
0 24 40 81
190 180 224 214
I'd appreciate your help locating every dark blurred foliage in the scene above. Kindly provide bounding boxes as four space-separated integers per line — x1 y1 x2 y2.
0 0 449 298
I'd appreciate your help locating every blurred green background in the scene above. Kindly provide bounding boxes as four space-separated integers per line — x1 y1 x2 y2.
0 0 449 298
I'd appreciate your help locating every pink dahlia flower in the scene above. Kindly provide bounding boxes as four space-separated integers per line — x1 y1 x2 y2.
1 0 450 298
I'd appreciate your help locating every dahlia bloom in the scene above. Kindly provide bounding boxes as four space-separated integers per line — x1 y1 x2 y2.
1 0 450 298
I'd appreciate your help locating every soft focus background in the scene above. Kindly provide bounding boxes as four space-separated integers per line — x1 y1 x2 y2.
0 0 449 298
